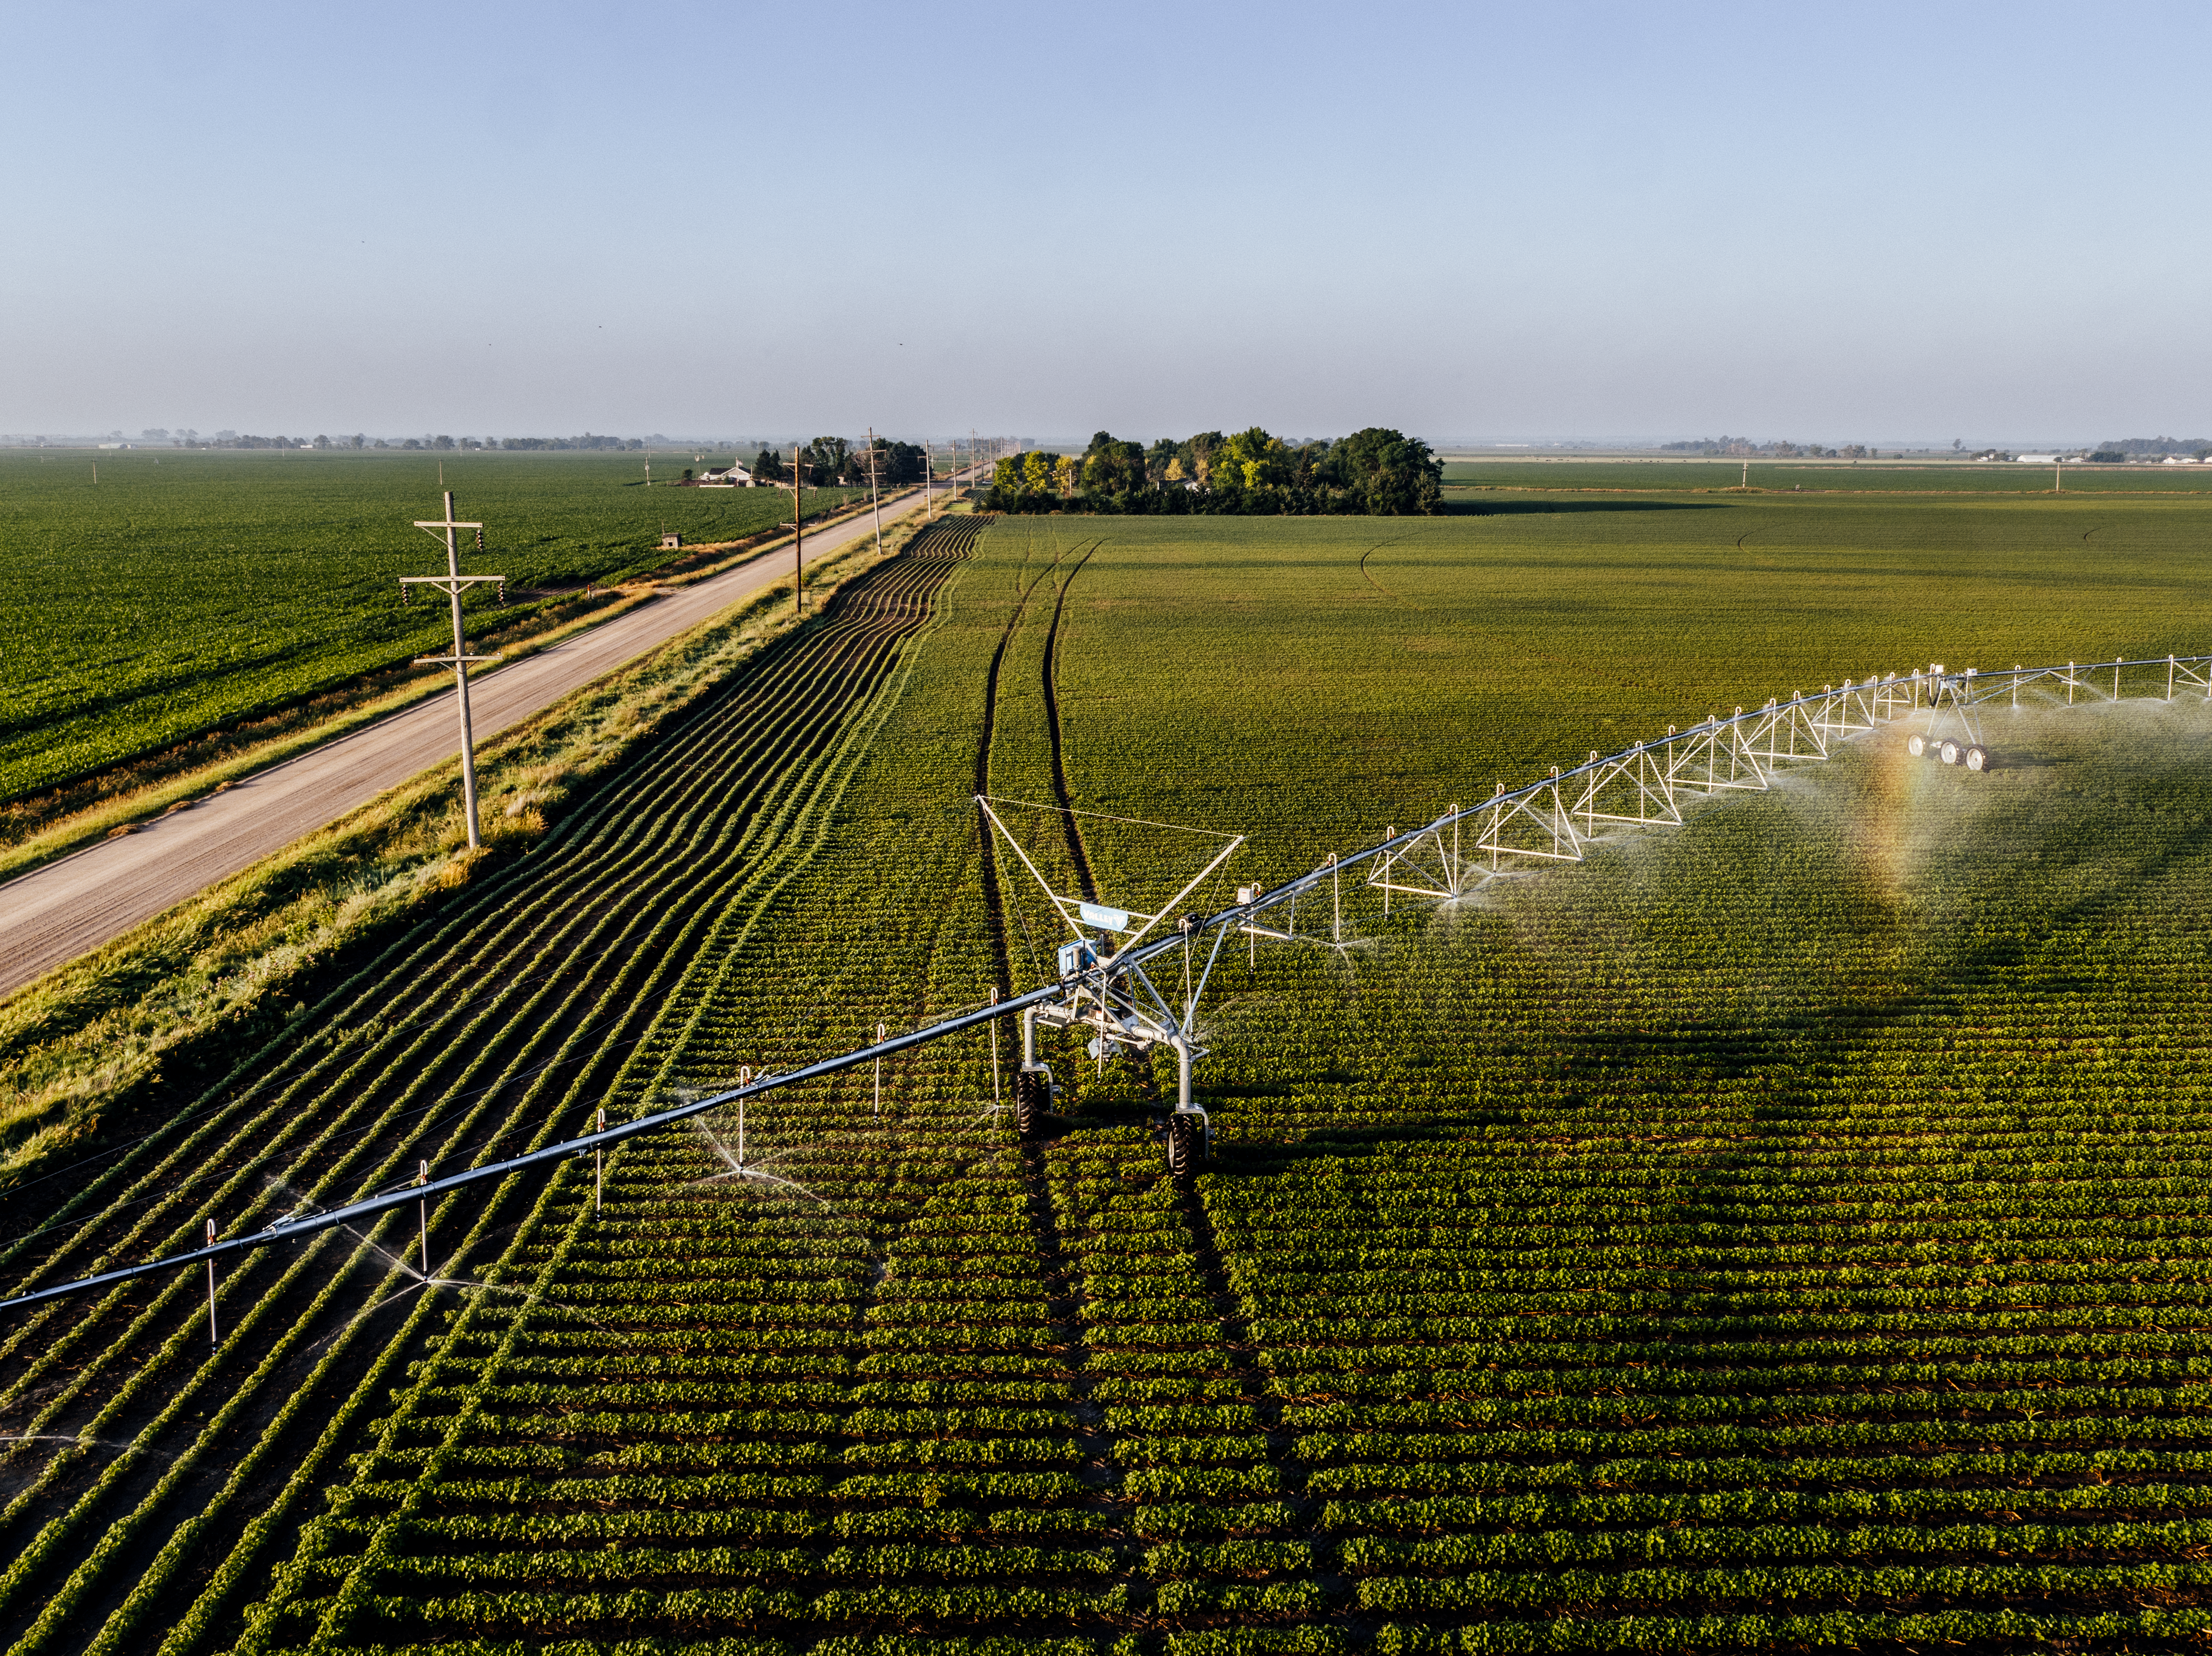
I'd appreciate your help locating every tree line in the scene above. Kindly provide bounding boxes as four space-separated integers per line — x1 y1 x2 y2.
981 427 1442 516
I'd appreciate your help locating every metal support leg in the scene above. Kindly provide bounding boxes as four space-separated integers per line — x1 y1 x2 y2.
205 1219 218 1346
416 1160 429 1274
1166 1037 1204 1176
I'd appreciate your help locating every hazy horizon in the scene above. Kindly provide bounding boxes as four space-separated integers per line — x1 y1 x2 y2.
6 0 2206 444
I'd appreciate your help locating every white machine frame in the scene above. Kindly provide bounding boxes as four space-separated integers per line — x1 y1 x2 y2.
977 795 1243 1171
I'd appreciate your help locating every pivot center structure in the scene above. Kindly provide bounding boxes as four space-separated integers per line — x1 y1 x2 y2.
977 795 1243 1175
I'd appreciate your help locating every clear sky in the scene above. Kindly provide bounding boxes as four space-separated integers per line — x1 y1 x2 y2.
4 0 2205 446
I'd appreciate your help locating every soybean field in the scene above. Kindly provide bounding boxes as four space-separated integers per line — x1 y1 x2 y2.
8 492 2212 1654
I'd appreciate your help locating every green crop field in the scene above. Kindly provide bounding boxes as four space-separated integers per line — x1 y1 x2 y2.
0 449 860 803
8 493 2212 1653
1441 458 2212 494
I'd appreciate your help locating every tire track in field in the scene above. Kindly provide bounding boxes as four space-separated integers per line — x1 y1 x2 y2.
966 528 1150 1612
1357 537 1412 606
1029 542 1331 1625
970 519 1052 997
1008 534 1320 1620
1040 541 1103 904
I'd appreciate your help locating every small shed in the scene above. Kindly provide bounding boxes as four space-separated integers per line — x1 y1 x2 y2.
660 531 682 550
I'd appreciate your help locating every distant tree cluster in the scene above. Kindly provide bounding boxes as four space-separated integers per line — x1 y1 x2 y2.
982 427 1442 516
1662 436 1873 459
749 436 926 488
498 434 643 451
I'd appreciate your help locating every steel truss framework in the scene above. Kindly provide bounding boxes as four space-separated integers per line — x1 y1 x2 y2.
9 651 2211 1314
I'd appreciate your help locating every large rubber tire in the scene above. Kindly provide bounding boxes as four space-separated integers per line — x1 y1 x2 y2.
1166 1113 1201 1177
1906 733 1925 757
1965 744 1988 773
1014 1070 1047 1139
1939 740 1960 766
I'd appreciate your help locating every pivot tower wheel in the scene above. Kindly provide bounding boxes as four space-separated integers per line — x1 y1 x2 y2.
1906 733 1926 758
1964 745 1989 772
1939 739 1961 766
1165 1112 1204 1177
1013 1069 1049 1139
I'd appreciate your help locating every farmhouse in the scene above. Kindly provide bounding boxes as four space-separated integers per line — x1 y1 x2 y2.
693 464 755 487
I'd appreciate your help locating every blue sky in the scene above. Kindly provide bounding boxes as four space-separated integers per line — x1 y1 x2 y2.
3 1 2205 445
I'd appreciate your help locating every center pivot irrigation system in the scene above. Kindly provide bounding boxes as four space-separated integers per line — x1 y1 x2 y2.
7 652 2209 1317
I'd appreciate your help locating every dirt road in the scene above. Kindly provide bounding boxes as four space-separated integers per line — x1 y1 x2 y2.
0 493 928 1000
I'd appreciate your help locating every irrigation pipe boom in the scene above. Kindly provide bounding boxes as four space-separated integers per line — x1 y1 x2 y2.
6 654 2205 1315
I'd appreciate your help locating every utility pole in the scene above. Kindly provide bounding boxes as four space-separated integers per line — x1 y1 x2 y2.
866 427 884 555
401 493 504 850
923 440 933 518
779 448 807 616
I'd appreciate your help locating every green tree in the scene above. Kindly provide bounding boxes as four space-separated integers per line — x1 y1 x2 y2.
1210 427 1290 496
1081 431 1146 495
1328 427 1442 515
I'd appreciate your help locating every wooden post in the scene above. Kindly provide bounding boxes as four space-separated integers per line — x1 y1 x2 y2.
867 428 884 555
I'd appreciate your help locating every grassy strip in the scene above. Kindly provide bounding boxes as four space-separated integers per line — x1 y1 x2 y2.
0 498 931 1194
0 490 901 883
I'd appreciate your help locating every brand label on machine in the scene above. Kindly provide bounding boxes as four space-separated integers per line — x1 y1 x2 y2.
1078 902 1131 932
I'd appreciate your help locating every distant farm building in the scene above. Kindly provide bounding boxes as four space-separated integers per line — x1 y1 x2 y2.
692 464 755 487
660 531 682 549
